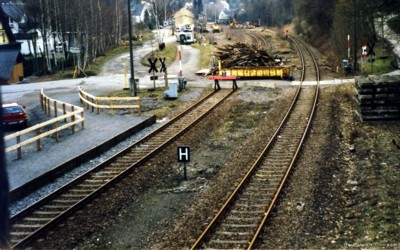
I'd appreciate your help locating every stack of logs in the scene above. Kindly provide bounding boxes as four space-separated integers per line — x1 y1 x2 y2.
214 42 279 68
354 75 400 121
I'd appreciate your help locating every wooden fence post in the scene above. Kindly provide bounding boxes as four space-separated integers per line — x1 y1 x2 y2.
86 96 90 109
55 121 59 142
96 99 99 114
80 89 83 104
71 106 75 134
47 98 51 116
81 111 85 129
54 100 57 117
36 128 41 151
91 97 95 112
138 98 141 114
110 100 114 115
16 135 21 159
63 103 67 122
40 92 44 111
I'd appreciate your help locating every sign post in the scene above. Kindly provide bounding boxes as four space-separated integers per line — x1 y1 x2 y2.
178 146 190 181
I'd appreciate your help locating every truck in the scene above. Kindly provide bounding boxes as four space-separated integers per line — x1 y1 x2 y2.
176 24 196 44
174 8 196 44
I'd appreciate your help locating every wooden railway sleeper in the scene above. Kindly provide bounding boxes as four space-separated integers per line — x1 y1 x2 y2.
32 210 61 216
69 189 94 193
238 192 275 198
220 223 259 228
42 205 69 210
52 199 80 204
77 183 102 189
12 224 42 229
226 212 265 220
94 170 122 176
233 203 268 209
224 216 261 221
209 239 249 245
10 231 32 237
215 231 253 236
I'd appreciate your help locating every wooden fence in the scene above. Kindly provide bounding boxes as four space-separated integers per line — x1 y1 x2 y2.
79 87 141 114
4 89 85 159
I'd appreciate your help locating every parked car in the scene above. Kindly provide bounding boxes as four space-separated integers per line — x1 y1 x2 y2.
1 102 29 129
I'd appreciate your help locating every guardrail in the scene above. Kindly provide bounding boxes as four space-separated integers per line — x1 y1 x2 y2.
79 87 141 114
5 89 85 159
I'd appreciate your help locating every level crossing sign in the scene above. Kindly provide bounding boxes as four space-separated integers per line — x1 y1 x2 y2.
148 58 158 73
159 57 167 73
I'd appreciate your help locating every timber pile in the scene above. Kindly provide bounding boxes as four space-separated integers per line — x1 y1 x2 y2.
354 75 400 121
215 42 279 68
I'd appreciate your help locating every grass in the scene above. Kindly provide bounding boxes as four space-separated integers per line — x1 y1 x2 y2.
103 87 183 118
42 32 155 81
361 44 397 75
85 46 131 75
192 43 215 69
141 43 178 68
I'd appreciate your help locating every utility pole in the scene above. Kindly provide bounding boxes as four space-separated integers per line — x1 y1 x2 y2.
353 0 358 72
127 0 137 96
0 89 10 249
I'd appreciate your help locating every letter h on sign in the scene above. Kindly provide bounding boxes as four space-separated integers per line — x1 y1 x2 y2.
178 147 190 162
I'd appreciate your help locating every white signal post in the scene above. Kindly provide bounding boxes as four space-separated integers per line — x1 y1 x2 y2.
178 146 190 181
178 45 183 77
348 34 351 59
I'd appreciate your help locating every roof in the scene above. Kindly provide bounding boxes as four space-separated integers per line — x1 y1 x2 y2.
0 3 15 42
1 2 25 22
2 102 21 108
0 43 23 82
174 8 194 26
132 3 144 16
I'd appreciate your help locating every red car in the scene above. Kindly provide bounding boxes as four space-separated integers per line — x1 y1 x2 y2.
1 102 29 129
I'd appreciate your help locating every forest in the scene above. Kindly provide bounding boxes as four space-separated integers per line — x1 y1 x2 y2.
4 0 400 75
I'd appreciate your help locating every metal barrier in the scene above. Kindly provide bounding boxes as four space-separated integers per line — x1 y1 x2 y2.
4 89 85 159
79 87 141 114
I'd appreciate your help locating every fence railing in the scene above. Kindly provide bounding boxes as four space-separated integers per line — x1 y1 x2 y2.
4 89 85 159
79 87 141 114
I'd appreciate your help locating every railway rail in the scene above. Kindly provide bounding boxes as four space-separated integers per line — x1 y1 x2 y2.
8 89 235 249
246 32 268 48
191 35 320 249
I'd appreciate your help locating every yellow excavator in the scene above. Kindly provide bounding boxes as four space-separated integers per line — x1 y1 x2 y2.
229 18 241 29
212 23 221 33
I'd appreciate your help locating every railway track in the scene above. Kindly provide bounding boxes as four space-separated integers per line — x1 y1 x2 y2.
246 33 268 48
191 35 320 249
8 89 235 249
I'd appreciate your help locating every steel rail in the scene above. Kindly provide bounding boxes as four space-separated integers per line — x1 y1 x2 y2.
9 89 235 249
246 33 268 48
248 35 320 249
191 35 320 249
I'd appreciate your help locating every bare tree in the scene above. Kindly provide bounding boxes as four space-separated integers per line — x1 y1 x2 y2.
24 0 125 75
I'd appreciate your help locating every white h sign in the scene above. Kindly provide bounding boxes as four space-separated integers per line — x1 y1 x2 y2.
178 147 190 162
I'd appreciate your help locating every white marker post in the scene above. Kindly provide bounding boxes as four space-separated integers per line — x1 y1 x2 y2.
178 45 183 77
178 146 190 181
